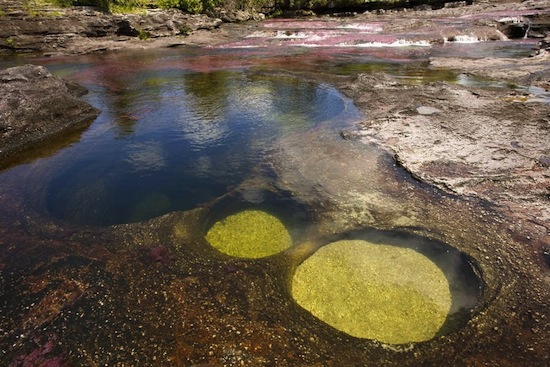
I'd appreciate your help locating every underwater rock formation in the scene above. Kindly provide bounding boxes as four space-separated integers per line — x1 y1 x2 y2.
292 239 451 344
206 210 292 258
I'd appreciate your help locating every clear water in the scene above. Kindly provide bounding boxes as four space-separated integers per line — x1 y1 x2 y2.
1 49 362 226
0 33 530 364
0 36 540 226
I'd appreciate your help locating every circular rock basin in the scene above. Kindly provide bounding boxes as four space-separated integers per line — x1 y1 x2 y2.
291 239 454 344
206 209 293 258
202 188 312 259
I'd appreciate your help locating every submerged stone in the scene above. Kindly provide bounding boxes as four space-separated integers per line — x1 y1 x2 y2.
205 210 292 258
291 240 452 344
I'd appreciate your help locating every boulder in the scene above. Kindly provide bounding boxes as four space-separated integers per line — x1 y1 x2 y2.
0 64 100 164
121 9 222 38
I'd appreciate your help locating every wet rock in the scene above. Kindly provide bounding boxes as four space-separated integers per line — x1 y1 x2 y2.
430 50 550 85
339 129 360 140
543 247 550 268
10 336 69 367
497 16 530 39
533 36 550 55
526 12 550 39
149 245 170 263
0 64 100 164
343 71 550 248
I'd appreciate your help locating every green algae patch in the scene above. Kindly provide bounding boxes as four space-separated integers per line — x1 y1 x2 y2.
291 240 452 344
205 210 292 258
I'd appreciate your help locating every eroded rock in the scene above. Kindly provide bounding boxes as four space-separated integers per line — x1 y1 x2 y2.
340 71 550 259
0 2 223 55
292 240 452 344
205 210 292 258
0 64 100 164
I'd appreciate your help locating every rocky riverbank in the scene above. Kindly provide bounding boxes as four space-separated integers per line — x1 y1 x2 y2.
0 1 549 366
340 69 550 259
0 64 99 165
0 0 233 56
1 0 549 56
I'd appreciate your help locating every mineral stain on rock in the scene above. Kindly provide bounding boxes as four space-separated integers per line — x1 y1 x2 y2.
205 210 293 258
291 240 452 344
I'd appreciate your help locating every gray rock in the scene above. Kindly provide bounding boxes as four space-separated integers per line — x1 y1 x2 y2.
0 5 222 55
416 106 442 115
0 64 100 163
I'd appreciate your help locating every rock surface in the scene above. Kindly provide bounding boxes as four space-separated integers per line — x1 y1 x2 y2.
0 64 99 164
1 1 549 56
0 0 224 55
0 1 549 366
341 73 550 243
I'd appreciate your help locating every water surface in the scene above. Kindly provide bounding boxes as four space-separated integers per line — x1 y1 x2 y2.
1 50 361 225
0 35 532 364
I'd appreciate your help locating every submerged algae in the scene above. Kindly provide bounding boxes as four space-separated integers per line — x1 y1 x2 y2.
205 210 292 258
291 240 452 344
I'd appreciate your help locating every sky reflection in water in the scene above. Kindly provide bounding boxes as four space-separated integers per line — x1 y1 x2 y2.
22 52 361 226
0 35 536 226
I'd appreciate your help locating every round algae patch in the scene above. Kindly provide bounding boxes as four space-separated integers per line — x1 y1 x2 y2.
291 240 452 344
206 210 292 258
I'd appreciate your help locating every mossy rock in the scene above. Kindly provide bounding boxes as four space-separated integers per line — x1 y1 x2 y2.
291 240 451 344
205 210 292 258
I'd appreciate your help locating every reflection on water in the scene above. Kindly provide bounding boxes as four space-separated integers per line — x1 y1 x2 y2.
0 36 520 365
0 52 359 226
125 142 167 172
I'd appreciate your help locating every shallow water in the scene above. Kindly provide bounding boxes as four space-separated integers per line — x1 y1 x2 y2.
1 42 514 227
1 49 361 226
0 35 538 364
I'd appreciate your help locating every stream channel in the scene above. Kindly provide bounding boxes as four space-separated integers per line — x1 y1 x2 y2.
0 23 544 366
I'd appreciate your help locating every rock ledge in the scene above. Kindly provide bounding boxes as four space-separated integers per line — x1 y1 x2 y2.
0 64 100 164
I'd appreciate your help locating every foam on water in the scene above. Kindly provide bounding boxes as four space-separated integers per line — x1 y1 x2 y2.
445 35 481 44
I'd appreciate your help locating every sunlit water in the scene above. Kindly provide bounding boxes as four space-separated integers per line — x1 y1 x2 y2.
0 32 539 357
1 50 362 226
4 40 534 227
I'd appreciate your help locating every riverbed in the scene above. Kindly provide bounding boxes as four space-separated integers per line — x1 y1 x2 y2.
1 4 549 367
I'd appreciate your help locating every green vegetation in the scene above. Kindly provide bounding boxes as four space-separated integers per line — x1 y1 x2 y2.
137 28 149 39
110 1 150 13
179 24 192 36
206 210 292 258
292 240 451 344
23 0 38 16
45 0 438 15
51 0 110 10
158 0 218 14
6 37 16 49
49 0 220 14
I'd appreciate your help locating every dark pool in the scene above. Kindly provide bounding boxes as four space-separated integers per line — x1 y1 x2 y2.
1 49 362 226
